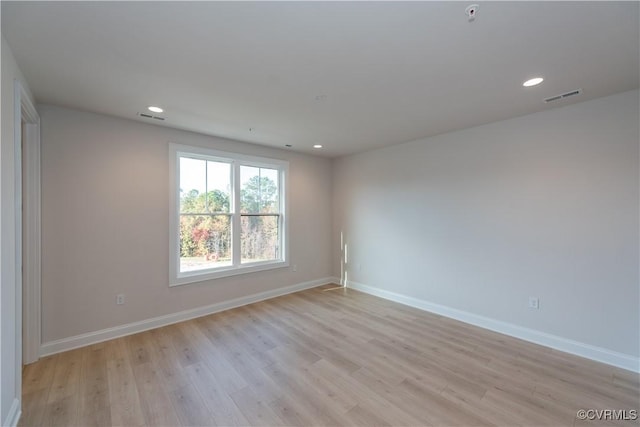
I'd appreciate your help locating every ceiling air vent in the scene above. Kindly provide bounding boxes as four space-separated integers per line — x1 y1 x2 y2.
137 112 165 121
544 89 582 103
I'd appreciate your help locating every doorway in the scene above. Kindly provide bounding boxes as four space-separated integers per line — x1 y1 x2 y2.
15 81 41 371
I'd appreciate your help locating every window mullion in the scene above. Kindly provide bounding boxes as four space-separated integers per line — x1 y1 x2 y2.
205 160 208 212
232 161 242 266
279 169 284 260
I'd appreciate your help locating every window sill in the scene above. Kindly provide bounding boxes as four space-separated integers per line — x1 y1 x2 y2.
170 260 289 287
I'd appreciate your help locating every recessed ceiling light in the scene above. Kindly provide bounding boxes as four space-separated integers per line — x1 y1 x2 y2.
313 144 323 149
523 77 544 87
148 106 163 113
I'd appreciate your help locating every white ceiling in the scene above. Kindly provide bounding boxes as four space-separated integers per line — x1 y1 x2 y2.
2 1 638 158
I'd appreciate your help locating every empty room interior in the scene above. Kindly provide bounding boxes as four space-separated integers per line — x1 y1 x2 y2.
1 1 639 426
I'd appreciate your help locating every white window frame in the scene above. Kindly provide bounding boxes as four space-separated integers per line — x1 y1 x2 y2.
169 143 289 286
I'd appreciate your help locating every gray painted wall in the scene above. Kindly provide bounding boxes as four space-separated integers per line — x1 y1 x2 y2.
39 104 333 343
333 90 639 358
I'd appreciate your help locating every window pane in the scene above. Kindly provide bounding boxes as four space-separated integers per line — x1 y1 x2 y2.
180 157 230 214
180 157 206 213
241 215 280 263
206 161 231 213
240 166 279 214
180 214 232 272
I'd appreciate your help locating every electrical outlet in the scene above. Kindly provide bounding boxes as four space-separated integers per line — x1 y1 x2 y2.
292 264 297 272
116 294 125 305
528 297 539 309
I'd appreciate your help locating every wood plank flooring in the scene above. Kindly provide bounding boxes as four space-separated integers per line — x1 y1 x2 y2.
20 284 639 426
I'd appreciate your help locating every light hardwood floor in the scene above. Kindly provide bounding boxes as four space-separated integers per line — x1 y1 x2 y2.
20 284 639 426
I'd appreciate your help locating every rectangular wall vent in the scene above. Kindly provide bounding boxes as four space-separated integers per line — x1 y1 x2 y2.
544 89 582 103
138 113 166 121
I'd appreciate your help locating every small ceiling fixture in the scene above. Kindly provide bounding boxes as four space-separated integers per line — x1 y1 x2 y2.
523 77 544 87
148 106 163 113
465 4 479 22
313 144 323 149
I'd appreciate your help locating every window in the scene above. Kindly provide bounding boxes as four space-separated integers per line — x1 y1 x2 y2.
169 144 288 286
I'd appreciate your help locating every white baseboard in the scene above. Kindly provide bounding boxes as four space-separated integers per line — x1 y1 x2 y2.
346 280 640 373
40 277 335 357
4 398 20 427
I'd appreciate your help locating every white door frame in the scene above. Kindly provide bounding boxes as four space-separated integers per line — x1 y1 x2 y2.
15 80 41 366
